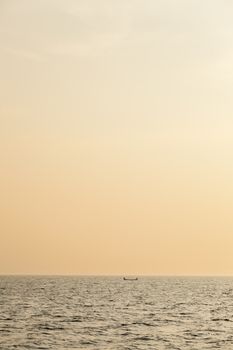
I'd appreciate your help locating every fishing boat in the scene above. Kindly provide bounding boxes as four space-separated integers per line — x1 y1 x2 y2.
123 277 138 281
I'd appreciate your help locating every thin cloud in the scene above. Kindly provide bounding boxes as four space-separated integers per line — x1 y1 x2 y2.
0 0 233 64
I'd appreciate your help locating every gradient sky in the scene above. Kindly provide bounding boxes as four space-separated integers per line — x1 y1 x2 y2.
1 0 233 275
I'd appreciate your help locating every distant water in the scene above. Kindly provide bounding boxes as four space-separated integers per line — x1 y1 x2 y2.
1 276 233 349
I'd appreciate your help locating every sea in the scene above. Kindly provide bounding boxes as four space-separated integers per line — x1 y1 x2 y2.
1 276 233 349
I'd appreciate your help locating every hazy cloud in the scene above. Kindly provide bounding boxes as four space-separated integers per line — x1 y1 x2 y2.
0 0 233 67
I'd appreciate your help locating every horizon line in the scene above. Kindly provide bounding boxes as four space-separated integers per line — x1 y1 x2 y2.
1 273 233 277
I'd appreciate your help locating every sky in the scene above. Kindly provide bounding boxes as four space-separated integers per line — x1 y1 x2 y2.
1 0 233 275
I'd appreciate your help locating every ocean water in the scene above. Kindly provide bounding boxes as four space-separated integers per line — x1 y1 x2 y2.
1 276 233 349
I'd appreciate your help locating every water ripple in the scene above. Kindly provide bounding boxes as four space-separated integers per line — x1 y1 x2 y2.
1 276 233 349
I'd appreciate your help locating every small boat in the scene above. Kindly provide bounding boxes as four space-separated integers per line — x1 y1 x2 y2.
123 277 138 281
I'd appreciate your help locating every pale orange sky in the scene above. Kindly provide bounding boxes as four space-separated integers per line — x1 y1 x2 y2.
1 0 233 275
